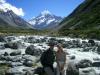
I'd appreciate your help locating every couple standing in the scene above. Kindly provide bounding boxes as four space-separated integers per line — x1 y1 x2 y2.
40 41 67 75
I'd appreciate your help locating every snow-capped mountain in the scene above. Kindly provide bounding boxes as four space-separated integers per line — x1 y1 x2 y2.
29 10 62 30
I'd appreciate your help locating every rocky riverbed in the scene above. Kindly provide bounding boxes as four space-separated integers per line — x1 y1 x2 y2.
0 35 100 75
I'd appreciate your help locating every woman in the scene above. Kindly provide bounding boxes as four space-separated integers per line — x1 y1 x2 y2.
56 43 67 75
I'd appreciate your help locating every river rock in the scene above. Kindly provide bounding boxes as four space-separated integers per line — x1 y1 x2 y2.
76 59 92 68
10 50 21 56
23 59 33 67
8 62 23 67
4 52 9 56
92 61 100 67
88 39 95 46
5 36 15 42
0 36 5 42
25 45 42 56
5 67 24 75
4 42 18 49
97 46 100 54
0 44 5 49
22 55 37 62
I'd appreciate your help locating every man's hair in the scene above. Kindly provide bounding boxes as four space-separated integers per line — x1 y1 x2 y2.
48 41 56 46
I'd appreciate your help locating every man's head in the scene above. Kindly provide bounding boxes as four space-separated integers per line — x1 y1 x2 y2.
48 41 56 49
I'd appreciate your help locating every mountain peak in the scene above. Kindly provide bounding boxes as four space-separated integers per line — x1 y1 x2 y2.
29 10 62 30
40 10 52 15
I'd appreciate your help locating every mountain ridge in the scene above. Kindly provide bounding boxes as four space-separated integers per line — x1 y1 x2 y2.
0 10 33 29
57 0 100 39
29 10 62 30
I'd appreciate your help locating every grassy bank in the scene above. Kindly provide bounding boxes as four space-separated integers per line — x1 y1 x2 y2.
58 29 100 40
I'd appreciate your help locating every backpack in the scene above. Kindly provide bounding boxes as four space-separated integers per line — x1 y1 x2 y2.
40 48 55 67
40 51 47 66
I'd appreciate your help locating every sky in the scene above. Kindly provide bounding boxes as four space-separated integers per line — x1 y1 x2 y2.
0 0 85 20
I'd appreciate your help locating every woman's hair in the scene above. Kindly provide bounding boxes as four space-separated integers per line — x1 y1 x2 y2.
57 43 62 47
57 43 63 52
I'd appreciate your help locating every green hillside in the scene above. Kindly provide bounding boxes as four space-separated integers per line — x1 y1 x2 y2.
59 0 100 39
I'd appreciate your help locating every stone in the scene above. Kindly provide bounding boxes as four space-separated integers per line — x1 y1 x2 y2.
8 62 23 67
0 36 5 42
92 61 100 67
25 45 42 56
97 46 100 54
23 59 33 67
5 36 15 42
76 59 92 68
4 52 9 56
10 50 21 56
4 43 18 49
88 39 95 46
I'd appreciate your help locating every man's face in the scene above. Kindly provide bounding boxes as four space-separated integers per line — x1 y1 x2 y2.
50 45 54 49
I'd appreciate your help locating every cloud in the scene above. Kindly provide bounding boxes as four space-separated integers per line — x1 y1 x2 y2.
0 0 25 16
0 0 5 3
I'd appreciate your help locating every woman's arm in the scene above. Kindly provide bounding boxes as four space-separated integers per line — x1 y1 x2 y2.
56 53 61 69
61 52 67 71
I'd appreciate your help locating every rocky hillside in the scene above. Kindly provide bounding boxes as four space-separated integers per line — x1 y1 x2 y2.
58 0 100 39
0 10 33 29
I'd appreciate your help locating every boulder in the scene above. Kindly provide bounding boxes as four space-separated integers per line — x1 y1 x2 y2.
70 55 76 60
0 36 5 42
41 37 48 42
11 56 22 62
82 47 92 52
23 59 33 67
67 62 79 75
10 50 21 56
8 62 23 67
5 67 23 75
81 41 89 48
27 37 35 43
4 42 18 49
92 61 100 67
23 67 35 75
88 39 95 46
1 55 22 62
25 45 42 56
76 59 92 68
97 46 100 54
22 55 37 61
57 39 65 44
0 44 5 49
5 36 15 42
0 61 8 65
79 68 96 75
4 52 9 56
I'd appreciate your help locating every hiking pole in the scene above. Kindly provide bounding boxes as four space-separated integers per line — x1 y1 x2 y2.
60 72 62 75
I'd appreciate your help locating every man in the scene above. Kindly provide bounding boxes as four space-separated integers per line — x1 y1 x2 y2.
40 41 55 75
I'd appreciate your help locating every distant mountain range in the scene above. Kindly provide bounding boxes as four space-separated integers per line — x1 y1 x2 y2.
0 10 33 29
0 0 100 39
29 10 62 30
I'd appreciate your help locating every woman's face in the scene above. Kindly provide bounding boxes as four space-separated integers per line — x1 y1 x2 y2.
57 45 63 51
